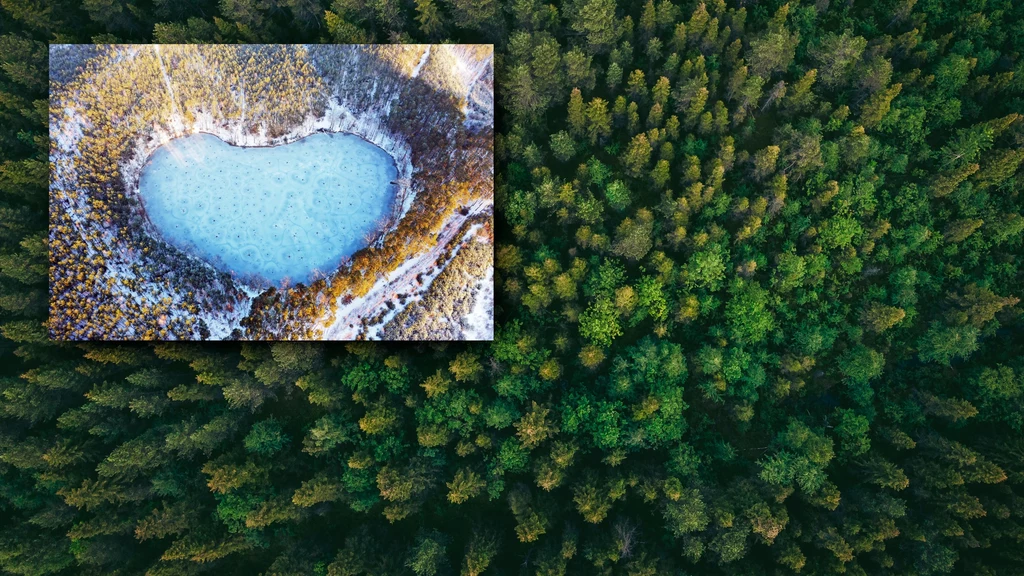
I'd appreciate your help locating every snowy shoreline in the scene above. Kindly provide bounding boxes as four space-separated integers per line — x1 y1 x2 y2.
319 203 492 340
156 126 396 152
50 44 493 340
136 132 400 288
110 90 424 338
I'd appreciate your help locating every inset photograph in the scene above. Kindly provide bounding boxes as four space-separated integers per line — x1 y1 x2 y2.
49 44 493 340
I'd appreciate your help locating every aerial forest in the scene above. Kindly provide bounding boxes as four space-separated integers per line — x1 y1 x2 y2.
3 0 1024 574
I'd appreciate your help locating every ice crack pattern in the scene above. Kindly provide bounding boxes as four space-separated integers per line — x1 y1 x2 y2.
138 132 398 285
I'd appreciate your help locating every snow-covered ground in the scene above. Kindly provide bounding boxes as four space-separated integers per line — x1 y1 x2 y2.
139 132 396 286
462 265 494 340
50 103 211 339
410 45 431 78
364 222 486 340
318 202 492 340
419 45 495 130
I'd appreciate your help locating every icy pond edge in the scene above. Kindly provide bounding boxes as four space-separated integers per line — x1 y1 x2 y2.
134 130 403 287
111 99 418 338
121 98 416 253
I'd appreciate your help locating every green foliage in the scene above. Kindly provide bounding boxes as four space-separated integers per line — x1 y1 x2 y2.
685 245 728 291
834 409 871 458
604 180 630 211
760 419 835 497
724 280 774 345
549 130 576 162
918 322 981 365
579 296 622 347
838 344 885 385
244 418 290 456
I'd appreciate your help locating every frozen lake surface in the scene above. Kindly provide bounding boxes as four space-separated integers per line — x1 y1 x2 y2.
138 132 397 285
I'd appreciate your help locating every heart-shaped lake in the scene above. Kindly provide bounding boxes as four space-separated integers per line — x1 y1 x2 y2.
138 132 398 285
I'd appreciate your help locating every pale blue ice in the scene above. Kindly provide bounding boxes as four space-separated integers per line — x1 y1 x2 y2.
138 132 398 286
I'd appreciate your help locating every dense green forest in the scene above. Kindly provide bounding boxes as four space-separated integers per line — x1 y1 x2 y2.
3 0 1024 574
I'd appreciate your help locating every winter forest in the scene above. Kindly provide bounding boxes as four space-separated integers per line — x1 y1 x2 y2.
49 43 495 341
3 0 1024 575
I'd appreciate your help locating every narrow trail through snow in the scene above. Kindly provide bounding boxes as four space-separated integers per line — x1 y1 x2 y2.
321 201 490 339
153 46 180 119
411 46 431 78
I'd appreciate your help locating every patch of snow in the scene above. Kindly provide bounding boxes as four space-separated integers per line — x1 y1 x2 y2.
321 252 423 340
318 203 491 340
462 263 493 340
419 45 493 130
410 45 431 78
53 106 85 153
204 295 252 340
